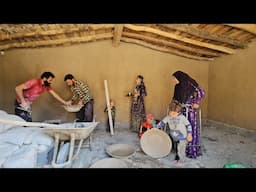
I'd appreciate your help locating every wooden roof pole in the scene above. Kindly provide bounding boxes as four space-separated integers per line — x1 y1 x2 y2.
0 33 113 50
225 24 256 35
121 37 214 61
123 31 220 57
160 24 246 48
124 24 235 54
0 24 115 41
113 24 124 47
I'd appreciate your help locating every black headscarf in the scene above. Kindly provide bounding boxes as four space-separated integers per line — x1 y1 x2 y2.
172 71 198 104
136 75 147 97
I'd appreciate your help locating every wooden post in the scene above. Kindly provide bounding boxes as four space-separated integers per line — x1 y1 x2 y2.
113 24 124 47
104 80 114 135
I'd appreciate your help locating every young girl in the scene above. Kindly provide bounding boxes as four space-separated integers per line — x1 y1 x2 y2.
130 75 147 132
104 99 116 132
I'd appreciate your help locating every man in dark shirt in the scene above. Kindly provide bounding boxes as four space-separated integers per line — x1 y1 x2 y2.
64 74 94 122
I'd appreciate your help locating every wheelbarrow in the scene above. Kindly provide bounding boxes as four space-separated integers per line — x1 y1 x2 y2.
43 122 99 168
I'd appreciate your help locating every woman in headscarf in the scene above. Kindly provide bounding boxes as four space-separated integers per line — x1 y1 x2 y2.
129 75 147 132
171 71 205 159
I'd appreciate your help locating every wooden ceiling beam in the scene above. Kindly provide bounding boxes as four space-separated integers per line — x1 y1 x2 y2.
0 24 115 41
123 31 220 57
121 37 214 61
88 24 115 30
225 24 256 35
112 24 124 47
124 24 235 54
159 24 246 48
0 33 113 50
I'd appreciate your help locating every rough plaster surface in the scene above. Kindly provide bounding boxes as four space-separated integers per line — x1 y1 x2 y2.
70 120 256 168
208 40 256 130
0 41 208 123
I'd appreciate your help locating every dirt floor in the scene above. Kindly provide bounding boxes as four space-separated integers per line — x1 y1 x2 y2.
71 120 256 168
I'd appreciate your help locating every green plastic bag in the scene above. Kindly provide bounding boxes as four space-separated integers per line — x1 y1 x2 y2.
223 163 248 168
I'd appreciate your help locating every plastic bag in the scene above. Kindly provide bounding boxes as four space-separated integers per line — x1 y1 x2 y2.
223 163 248 168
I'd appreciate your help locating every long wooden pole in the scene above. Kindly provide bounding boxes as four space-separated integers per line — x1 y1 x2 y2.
124 24 235 54
0 33 113 50
104 80 114 135
226 24 256 35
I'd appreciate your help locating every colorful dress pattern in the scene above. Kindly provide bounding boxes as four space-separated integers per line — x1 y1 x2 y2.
130 84 147 132
183 86 205 158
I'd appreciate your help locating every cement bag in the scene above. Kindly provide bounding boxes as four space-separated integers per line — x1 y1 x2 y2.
0 158 6 167
0 110 7 116
25 130 53 147
0 142 20 167
23 128 41 145
0 113 25 133
0 142 20 159
3 145 37 168
37 145 53 167
0 127 32 146
56 142 70 164
37 144 49 153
